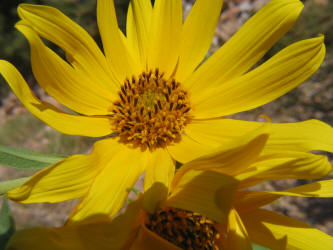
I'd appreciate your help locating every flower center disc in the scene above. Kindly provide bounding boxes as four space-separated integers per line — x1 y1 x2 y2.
146 207 220 249
111 69 192 151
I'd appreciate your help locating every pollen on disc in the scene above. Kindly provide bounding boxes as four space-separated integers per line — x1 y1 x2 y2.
146 207 221 250
111 69 192 151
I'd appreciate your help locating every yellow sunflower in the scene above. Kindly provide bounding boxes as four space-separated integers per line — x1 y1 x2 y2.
1 0 332 222
6 130 333 249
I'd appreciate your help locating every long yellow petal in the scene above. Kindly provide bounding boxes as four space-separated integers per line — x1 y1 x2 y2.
126 0 152 67
7 199 142 250
147 0 182 76
192 36 325 118
241 209 333 250
17 4 117 92
16 23 115 116
184 0 303 92
238 152 331 187
226 209 252 250
7 138 121 203
143 149 174 214
167 170 238 223
0 60 112 137
97 0 141 82
276 179 333 197
176 0 224 82
68 145 149 222
236 179 333 213
6 226 83 250
173 127 269 183
186 118 333 153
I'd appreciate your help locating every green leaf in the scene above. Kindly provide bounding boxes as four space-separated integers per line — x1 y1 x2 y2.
0 178 29 195
127 187 141 196
0 145 66 170
252 243 271 250
0 196 15 250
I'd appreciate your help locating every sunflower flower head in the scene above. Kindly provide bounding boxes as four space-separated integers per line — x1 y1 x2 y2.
112 68 192 151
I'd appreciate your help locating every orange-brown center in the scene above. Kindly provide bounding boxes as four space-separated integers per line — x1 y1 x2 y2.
146 207 221 250
111 69 192 151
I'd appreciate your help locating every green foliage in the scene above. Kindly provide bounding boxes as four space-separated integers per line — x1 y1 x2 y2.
0 196 15 250
127 187 141 196
0 178 29 196
0 142 66 196
252 243 270 250
0 144 65 170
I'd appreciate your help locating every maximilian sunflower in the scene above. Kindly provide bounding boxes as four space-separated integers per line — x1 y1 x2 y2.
6 130 333 249
1 0 332 222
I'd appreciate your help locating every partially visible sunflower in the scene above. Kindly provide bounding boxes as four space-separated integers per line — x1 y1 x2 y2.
6 129 333 250
1 0 332 222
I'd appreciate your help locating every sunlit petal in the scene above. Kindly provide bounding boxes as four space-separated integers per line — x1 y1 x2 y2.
192 36 325 118
176 0 224 82
184 0 303 91
7 138 120 203
68 145 149 222
241 209 333 249
0 60 112 137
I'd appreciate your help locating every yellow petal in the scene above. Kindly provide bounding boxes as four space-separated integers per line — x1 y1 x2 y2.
167 134 214 163
97 0 141 82
236 179 333 213
192 36 325 118
173 126 269 183
68 145 149 222
126 0 152 67
167 170 238 223
0 60 112 137
7 199 142 250
17 4 117 92
186 118 333 153
147 0 182 76
6 226 83 250
176 0 224 82
241 209 333 250
226 209 252 250
235 191 280 213
75 198 142 249
277 179 333 197
238 152 332 186
7 138 121 203
143 149 174 214
16 23 115 116
184 0 303 92
130 223 181 250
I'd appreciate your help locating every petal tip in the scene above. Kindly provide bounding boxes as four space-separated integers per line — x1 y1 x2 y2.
17 3 33 13
317 34 325 42
7 184 30 202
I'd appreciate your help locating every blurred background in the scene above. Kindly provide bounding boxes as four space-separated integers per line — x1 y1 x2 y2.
0 0 332 235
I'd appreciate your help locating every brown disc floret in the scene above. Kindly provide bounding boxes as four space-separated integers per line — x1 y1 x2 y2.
111 69 192 151
146 207 221 250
